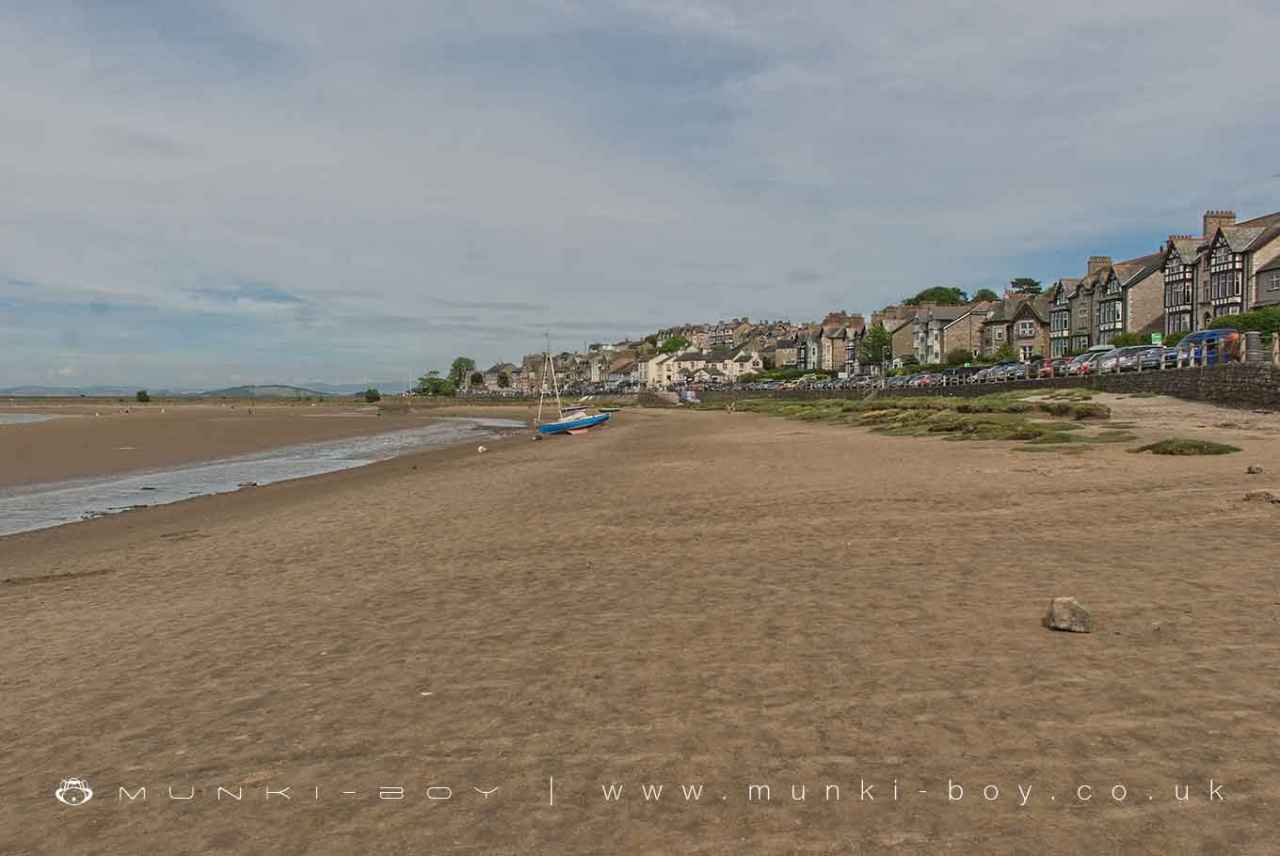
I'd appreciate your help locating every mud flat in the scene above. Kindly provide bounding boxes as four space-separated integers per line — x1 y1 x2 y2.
2 399 1279 854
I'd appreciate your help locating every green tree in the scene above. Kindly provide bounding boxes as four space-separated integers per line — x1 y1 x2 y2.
1009 277 1042 295
135 389 150 403
658 335 690 353
972 288 999 302
993 343 1017 362
904 286 967 305
858 322 893 364
415 370 456 397
364 388 381 403
496 372 510 388
449 356 476 387
944 348 973 366
469 371 485 387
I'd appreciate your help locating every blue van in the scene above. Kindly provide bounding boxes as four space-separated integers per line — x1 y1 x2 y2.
1176 328 1240 366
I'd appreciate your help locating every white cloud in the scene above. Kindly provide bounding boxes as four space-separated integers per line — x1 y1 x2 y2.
1 1 1278 385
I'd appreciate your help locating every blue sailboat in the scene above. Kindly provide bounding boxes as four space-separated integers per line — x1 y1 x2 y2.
535 349 611 435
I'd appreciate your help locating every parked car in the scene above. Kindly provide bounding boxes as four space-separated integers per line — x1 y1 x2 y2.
1039 356 1071 378
1006 362 1030 381
1070 349 1112 375
1176 328 1241 366
1114 345 1162 372
1133 346 1176 371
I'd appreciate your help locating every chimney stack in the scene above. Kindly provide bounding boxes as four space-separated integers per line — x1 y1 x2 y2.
1087 256 1112 276
1202 210 1236 238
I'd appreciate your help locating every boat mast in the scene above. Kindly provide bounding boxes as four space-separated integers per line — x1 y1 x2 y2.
537 334 565 423
546 336 564 417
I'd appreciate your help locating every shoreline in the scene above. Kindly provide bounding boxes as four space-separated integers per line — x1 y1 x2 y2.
0 400 535 489
0 417 541 576
0 415 528 541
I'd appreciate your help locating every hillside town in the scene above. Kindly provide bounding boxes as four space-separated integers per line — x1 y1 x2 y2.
462 207 1280 394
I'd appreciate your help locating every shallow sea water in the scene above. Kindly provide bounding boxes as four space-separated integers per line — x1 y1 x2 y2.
0 417 524 537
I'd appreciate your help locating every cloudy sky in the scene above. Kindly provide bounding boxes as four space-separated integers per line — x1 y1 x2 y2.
2 1 1278 388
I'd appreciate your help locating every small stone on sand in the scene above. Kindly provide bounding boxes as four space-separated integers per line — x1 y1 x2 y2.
1043 597 1093 633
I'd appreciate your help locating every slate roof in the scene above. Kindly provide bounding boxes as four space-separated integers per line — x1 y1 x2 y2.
922 304 973 322
1113 251 1165 286
1204 212 1280 254
1255 255 1280 276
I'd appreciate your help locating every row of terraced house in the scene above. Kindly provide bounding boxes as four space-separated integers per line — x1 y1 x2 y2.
894 208 1280 366
460 207 1280 393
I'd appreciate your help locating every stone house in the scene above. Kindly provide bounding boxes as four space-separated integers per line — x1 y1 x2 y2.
887 318 916 363
982 296 1050 360
1046 278 1080 358
1071 252 1164 347
1162 209 1280 332
939 303 992 362
773 338 799 368
911 305 970 364
1255 256 1280 309
1162 235 1204 337
481 362 517 391
1200 210 1280 322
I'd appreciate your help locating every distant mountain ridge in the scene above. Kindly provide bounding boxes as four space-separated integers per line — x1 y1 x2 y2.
2 380 412 397
195 384 333 399
0 385 195 397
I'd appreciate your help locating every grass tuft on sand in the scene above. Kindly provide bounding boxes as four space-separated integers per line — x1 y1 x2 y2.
1130 438 1241 456
729 394 1118 447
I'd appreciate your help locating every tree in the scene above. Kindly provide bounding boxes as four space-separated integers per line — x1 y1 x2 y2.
364 388 381 403
658 335 690 354
944 348 973 366
469 371 485 387
135 389 150 403
904 286 967 305
415 370 456 397
1009 277 1042 295
972 288 999 302
496 372 510 388
1163 331 1186 347
993 343 1017 362
449 357 476 387
858 322 893 365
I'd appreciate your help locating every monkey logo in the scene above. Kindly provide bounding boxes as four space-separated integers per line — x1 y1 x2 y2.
54 778 93 806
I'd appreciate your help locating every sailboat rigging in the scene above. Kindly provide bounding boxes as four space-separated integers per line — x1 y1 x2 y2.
535 340 610 435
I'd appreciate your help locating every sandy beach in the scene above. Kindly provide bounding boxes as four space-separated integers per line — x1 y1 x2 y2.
3 395 1280 854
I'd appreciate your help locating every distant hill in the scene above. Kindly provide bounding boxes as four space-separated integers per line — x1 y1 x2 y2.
0 385 193 397
2 380 412 398
296 381 412 395
194 384 334 399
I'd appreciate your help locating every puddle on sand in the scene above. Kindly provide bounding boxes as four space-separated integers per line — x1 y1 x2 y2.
0 417 525 537
0 413 59 425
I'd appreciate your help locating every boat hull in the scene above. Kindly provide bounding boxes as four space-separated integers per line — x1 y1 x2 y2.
537 413 610 434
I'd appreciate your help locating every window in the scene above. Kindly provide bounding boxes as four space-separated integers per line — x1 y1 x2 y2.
1016 320 1037 337
1268 271 1280 292
1020 345 1035 361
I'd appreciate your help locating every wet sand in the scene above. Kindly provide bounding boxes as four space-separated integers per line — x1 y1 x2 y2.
3 397 1280 854
0 400 529 488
